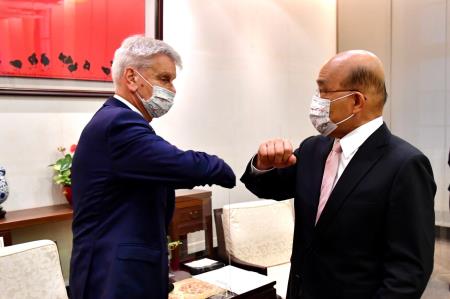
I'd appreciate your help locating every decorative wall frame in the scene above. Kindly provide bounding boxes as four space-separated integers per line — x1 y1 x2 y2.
0 0 163 97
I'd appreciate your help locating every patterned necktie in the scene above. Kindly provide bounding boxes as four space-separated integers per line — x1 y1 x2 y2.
316 140 342 224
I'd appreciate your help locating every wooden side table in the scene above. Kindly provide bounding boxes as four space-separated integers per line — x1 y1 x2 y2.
169 189 213 270
0 204 73 246
0 189 213 256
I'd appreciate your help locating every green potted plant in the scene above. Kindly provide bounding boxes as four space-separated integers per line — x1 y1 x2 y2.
50 144 76 205
168 240 182 251
168 237 182 270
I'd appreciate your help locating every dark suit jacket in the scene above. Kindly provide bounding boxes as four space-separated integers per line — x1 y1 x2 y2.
241 124 435 299
69 97 235 299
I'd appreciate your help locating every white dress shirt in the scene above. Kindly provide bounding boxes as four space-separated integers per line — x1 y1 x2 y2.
333 116 383 187
251 116 384 186
113 94 143 117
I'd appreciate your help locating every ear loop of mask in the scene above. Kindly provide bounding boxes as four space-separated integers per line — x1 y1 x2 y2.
133 70 151 102
134 70 155 88
335 113 354 125
329 91 357 103
330 92 357 125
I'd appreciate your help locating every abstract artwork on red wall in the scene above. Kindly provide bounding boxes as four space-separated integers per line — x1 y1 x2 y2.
0 0 145 82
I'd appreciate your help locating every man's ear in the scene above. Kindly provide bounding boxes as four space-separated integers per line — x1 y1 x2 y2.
352 92 366 114
124 68 138 92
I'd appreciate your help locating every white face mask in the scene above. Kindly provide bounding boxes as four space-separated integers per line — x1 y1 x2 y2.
135 70 175 118
309 92 356 136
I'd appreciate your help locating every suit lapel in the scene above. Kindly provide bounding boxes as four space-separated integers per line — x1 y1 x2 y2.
315 123 391 233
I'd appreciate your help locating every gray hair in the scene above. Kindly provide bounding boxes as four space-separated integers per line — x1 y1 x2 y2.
341 66 388 105
111 35 182 86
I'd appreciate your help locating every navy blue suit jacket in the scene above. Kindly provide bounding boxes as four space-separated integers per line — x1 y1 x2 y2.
69 97 235 299
241 124 435 299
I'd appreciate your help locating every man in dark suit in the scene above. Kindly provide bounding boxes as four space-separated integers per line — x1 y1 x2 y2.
241 50 436 299
69 35 236 299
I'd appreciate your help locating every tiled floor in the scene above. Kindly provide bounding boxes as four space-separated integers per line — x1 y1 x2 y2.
422 226 450 299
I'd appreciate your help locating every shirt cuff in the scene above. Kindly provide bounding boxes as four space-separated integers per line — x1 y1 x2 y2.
250 154 274 175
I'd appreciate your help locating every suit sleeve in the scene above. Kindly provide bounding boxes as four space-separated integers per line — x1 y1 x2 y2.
107 111 236 189
240 148 299 201
375 154 436 299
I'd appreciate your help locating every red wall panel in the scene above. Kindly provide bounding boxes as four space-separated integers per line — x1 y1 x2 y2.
0 0 145 81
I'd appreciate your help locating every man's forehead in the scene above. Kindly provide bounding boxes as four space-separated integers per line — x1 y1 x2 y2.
316 62 345 88
148 54 175 66
152 68 176 76
316 78 327 86
148 58 176 77
316 68 332 88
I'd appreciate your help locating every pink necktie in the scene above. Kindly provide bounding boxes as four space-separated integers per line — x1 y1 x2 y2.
316 140 342 224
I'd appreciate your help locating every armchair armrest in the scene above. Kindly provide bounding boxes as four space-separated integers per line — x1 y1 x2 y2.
230 260 267 275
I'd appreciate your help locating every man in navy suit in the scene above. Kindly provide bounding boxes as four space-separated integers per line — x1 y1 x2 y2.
69 35 236 299
241 50 436 298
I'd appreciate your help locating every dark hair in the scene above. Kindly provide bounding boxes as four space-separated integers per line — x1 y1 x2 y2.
341 66 388 104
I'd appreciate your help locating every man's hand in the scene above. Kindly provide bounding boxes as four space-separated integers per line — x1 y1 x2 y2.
255 139 297 170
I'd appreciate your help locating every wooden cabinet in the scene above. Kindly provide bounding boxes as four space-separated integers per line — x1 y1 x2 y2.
169 189 213 270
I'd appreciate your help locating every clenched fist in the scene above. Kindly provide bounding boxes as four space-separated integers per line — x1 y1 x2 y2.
255 139 297 170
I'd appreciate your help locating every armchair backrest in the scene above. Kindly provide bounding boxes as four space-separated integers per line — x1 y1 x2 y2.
220 200 294 268
0 240 68 299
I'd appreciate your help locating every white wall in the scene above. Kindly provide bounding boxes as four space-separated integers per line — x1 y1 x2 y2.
0 96 104 210
0 0 336 280
390 0 450 227
338 0 450 227
158 0 336 209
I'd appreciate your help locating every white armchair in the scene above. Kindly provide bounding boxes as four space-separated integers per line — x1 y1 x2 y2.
0 240 68 299
215 199 294 298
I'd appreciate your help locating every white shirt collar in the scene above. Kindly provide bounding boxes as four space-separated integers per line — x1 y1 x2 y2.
113 94 143 117
339 116 384 159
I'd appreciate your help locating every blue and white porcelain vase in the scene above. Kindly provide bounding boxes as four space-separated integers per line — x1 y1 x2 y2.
0 166 9 218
